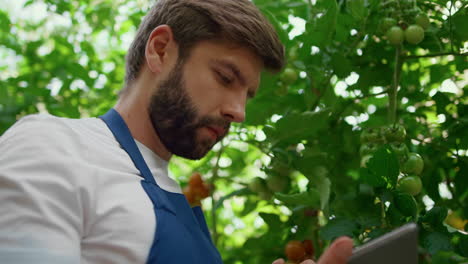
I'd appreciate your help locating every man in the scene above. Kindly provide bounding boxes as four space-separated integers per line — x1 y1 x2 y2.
0 0 352 263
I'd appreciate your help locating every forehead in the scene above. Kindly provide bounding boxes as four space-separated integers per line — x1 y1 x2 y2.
185 40 263 88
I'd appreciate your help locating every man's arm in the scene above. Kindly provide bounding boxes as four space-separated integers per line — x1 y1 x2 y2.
0 116 82 263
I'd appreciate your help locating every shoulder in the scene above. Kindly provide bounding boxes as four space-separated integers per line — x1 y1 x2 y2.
0 113 107 157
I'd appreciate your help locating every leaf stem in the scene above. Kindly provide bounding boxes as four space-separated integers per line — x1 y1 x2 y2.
388 46 402 124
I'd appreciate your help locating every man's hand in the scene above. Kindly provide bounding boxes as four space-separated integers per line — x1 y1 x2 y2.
272 237 353 264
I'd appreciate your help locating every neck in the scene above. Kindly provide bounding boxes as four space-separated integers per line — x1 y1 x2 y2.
114 88 172 161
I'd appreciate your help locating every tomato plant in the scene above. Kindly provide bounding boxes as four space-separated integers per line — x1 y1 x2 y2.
1 0 467 263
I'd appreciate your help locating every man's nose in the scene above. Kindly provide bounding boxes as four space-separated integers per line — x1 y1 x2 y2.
220 94 246 123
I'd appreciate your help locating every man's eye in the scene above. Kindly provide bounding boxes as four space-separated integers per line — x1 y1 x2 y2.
217 71 233 85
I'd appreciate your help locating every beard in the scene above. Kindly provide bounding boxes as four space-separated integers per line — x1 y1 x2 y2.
148 60 230 160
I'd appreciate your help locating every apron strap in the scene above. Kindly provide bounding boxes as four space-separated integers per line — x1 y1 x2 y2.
100 108 176 214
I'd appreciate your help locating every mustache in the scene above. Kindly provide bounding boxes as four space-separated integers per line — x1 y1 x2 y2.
195 116 230 130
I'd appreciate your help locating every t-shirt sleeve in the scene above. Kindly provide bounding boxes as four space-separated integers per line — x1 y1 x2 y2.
0 115 82 264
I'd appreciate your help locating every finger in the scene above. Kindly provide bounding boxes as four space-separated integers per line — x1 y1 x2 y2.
300 259 316 264
272 258 285 264
318 236 353 264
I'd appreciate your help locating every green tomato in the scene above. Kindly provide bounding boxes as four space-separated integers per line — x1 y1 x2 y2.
258 190 273 200
397 175 422 196
380 17 397 33
386 26 404 45
389 142 409 161
360 127 382 143
280 68 298 84
248 177 268 193
415 14 430 30
383 124 406 142
360 143 379 156
402 153 424 175
266 174 289 193
405 24 424 44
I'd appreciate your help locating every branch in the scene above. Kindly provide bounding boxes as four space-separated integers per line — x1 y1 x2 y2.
355 89 389 100
403 52 468 60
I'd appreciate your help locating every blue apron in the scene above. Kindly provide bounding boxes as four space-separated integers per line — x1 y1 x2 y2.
100 108 223 264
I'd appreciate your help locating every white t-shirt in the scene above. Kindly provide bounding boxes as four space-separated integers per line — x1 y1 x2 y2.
0 114 183 263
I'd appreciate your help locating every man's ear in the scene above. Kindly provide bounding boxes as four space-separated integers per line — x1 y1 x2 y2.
145 25 177 74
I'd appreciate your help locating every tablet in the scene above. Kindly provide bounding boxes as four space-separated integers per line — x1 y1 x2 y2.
347 223 419 264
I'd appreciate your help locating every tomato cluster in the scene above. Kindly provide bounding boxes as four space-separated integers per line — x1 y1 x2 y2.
379 0 430 46
183 172 212 206
284 239 315 263
360 124 424 196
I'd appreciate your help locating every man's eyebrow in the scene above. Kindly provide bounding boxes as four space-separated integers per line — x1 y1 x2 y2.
213 59 246 86
213 59 256 98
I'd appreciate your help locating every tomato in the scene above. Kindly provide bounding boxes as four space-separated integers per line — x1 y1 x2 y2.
285 240 306 262
360 127 382 143
397 175 422 196
404 24 424 44
386 26 404 45
302 240 314 256
189 172 203 187
389 142 409 161
281 68 298 84
183 186 200 205
415 14 430 30
360 143 378 156
383 124 406 142
258 190 273 200
402 153 424 175
266 174 289 193
248 177 268 193
191 183 210 199
380 17 397 33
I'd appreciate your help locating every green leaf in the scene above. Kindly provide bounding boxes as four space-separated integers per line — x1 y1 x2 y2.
331 53 352 78
457 233 468 257
347 0 368 21
320 218 358 241
431 251 465 264
214 187 251 210
305 0 338 48
275 190 320 207
422 231 454 255
455 161 468 198
433 92 451 115
452 8 468 40
259 213 282 229
359 167 386 187
367 146 400 187
271 109 330 145
421 206 448 230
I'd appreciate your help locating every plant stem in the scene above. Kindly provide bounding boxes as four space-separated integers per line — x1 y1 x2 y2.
403 52 467 60
388 46 402 124
210 141 225 247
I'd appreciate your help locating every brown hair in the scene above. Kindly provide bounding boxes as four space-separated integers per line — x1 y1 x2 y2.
122 0 285 93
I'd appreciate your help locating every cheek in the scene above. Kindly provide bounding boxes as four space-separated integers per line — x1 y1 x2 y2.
185 70 223 114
